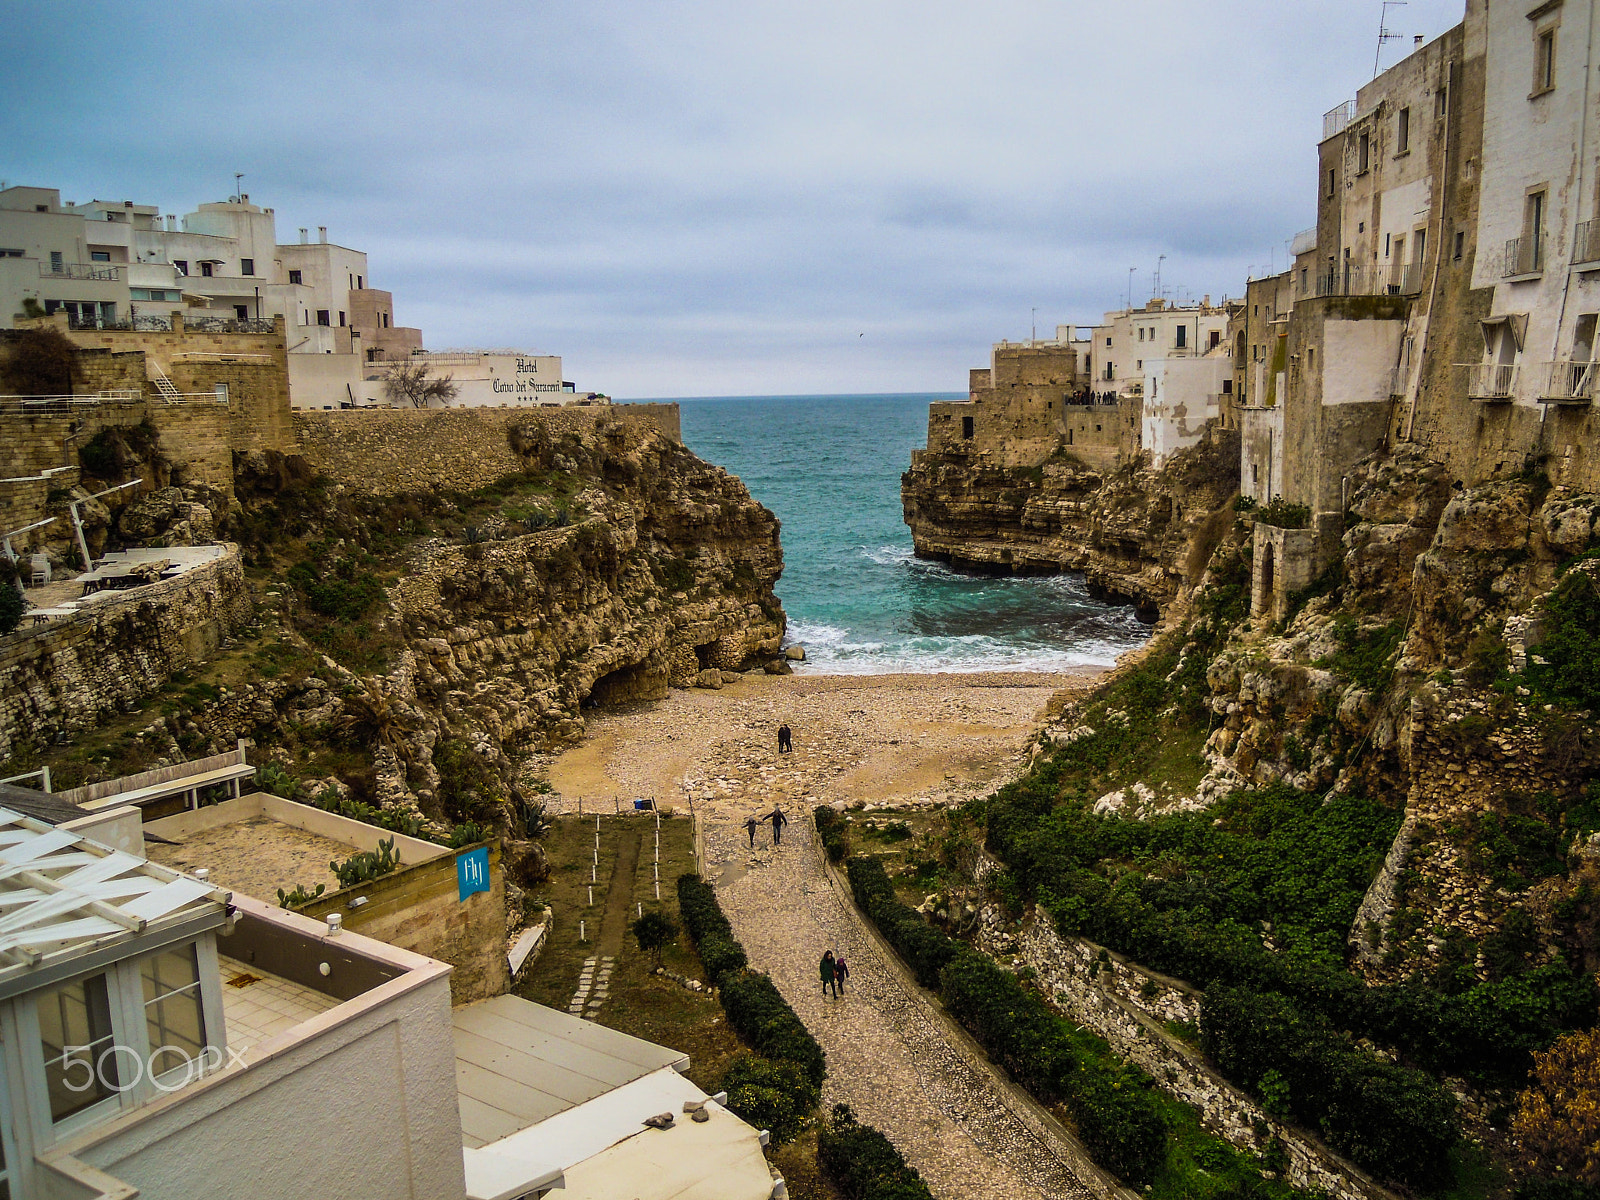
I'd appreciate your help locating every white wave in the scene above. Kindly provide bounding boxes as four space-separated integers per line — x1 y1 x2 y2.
858 544 915 567
794 630 1145 676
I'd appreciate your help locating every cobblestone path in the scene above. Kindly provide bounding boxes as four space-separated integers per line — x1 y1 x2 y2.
540 676 1102 1200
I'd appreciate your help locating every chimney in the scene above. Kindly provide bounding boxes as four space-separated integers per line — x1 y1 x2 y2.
318 226 327 244
1203 294 1211 308
240 192 248 202
1414 34 1424 46
299 227 308 244
165 215 176 231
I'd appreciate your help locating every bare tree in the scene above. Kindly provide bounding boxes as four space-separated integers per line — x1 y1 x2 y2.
382 360 459 408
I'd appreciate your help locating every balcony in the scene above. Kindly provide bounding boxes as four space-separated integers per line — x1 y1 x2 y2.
1389 262 1424 296
1466 362 1518 401
1503 235 1546 278
1323 99 1357 140
39 261 122 282
1536 359 1597 404
1575 220 1600 267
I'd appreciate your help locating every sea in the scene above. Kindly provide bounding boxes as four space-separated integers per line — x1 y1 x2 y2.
646 393 1150 675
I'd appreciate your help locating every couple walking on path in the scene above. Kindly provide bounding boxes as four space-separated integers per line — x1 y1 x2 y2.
743 806 788 848
820 949 850 998
777 723 793 754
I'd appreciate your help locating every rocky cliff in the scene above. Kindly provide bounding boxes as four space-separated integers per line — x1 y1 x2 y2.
901 428 1240 620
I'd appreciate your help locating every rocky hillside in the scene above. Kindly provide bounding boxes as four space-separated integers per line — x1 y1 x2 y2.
3 410 786 880
901 427 1239 620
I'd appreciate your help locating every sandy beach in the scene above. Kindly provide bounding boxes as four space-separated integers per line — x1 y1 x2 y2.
537 668 1102 824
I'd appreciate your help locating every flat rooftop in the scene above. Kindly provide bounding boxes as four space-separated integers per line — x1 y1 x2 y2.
144 793 447 906
217 953 339 1059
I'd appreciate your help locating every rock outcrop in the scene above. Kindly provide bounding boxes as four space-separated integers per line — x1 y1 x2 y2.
901 427 1240 619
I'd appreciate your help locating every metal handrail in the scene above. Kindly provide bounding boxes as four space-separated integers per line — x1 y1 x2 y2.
39 262 122 282
1466 362 1518 398
1323 100 1357 140
180 316 276 334
1503 235 1545 277
1537 359 1598 401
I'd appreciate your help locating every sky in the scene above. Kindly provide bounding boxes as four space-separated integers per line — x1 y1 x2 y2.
1 1 1465 397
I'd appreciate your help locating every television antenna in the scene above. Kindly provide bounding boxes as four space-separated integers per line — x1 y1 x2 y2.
1374 1 1409 77
233 172 244 202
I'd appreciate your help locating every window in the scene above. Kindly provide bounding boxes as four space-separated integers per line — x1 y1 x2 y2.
233 305 248 320
90 251 110 263
142 946 206 1078
1176 325 1187 348
382 313 389 328
1535 27 1557 94
1222 378 1233 394
1358 131 1371 174
316 310 330 326
1136 359 1143 370
49 251 63 273
1524 189 1548 271
240 258 254 276
1454 231 1465 260
173 260 187 276
1327 167 1337 197
1138 328 1145 342
357 275 363 289
1104 336 1112 347
39 973 120 1122
339 311 346 326
288 269 302 285
1397 107 1411 154
200 262 213 277
0 247 21 258
1210 330 1221 349
1436 86 1448 119
961 416 974 439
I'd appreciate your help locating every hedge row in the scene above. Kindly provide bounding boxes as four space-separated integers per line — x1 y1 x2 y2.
718 1054 818 1145
844 854 1167 1185
676 872 748 978
676 873 825 1091
814 805 850 863
816 1104 934 1200
1202 985 1458 1188
845 856 956 989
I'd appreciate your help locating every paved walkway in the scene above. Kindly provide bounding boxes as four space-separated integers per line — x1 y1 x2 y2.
541 677 1105 1200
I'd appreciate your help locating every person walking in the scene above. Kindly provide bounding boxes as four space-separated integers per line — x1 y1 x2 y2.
743 814 760 848
770 806 788 846
820 949 838 998
777 723 792 754
832 951 850 994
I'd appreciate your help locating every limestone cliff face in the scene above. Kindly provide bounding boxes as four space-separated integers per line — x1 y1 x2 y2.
901 428 1240 618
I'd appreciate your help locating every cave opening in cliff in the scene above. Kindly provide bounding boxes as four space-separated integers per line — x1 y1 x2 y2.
588 660 669 707
694 643 715 670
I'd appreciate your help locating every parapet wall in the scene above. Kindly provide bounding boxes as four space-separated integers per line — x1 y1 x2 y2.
0 546 252 758
292 402 681 497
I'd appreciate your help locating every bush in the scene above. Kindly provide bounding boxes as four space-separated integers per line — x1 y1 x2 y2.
718 968 826 1090
846 856 956 989
718 1054 818 1145
0 583 26 636
1255 498 1311 529
330 837 401 889
816 1104 933 1200
1066 1057 1169 1186
1202 984 1457 1187
814 805 849 863
1512 1028 1600 1186
676 873 748 979
631 910 678 965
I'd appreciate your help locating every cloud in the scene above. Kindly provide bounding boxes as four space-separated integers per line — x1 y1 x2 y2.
0 0 1468 395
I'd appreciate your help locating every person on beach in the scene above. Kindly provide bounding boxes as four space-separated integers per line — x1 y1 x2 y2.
832 951 849 994
820 949 838 998
744 814 760 848
777 723 792 754
770 806 788 846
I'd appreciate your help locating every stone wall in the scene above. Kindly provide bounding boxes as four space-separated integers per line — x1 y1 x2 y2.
0 546 253 758
984 909 1400 1200
293 403 682 497
295 840 509 1005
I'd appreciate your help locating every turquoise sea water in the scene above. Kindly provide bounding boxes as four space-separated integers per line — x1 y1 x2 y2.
660 393 1149 674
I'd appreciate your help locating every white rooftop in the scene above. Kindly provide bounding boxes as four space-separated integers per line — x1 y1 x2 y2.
0 808 229 998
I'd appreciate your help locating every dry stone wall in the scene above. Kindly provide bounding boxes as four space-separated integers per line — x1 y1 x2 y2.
0 547 252 758
980 908 1400 1200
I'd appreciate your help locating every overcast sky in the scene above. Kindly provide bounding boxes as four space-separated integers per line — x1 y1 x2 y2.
3 1 1464 397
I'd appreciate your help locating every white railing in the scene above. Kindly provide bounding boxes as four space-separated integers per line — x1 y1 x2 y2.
1390 262 1424 295
0 390 142 412
1323 100 1357 140
40 262 122 281
1537 360 1598 402
1466 362 1518 399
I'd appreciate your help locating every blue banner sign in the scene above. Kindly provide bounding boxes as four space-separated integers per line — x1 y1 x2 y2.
457 847 490 901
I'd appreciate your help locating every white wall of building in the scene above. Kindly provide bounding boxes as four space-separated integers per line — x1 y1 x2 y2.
1142 354 1232 466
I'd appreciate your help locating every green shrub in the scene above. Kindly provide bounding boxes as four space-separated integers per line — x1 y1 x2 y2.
631 910 678 965
1066 1056 1169 1185
330 837 401 889
846 857 956 989
718 968 826 1089
816 1104 933 1200
0 583 24 636
677 873 747 977
1202 984 1458 1187
1255 498 1310 529
718 1054 818 1145
1525 565 1600 710
813 805 849 863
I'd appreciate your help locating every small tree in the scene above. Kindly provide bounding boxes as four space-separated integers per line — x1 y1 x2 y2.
1514 1028 1600 1185
382 360 459 408
632 910 679 966
0 578 24 636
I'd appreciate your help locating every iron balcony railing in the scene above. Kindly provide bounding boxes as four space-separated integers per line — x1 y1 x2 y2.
1575 220 1600 266
39 262 122 281
1537 359 1598 402
1389 262 1425 295
1466 362 1518 400
1324 99 1357 140
180 316 276 334
1503 235 1546 277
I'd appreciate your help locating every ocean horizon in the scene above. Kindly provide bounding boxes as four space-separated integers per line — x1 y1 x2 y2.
646 392 1150 675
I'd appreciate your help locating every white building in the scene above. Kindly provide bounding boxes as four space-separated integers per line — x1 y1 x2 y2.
1142 351 1234 466
1079 298 1232 398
